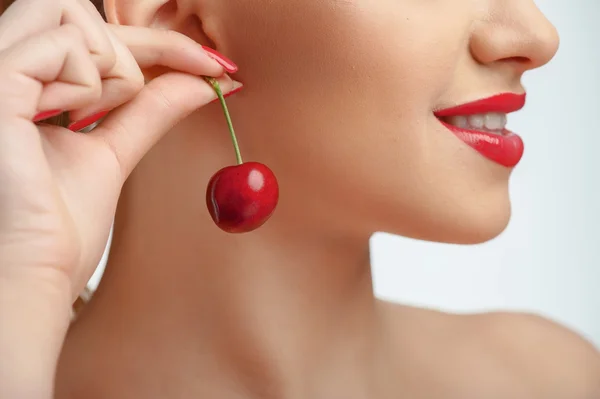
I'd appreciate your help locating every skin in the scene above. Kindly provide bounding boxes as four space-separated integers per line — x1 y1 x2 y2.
0 0 598 398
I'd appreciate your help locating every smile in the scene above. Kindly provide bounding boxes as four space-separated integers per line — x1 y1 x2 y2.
441 112 507 135
434 93 526 168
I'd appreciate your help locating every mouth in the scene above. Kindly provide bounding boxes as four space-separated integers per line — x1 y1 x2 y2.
434 93 526 168
438 113 508 135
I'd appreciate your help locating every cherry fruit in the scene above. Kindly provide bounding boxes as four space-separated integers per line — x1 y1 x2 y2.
207 162 278 233
204 77 279 233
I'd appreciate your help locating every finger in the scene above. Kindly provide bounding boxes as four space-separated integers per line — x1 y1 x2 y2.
0 0 63 47
68 25 144 122
71 0 116 73
90 73 242 180
0 0 115 73
0 24 101 118
70 25 228 125
109 25 225 77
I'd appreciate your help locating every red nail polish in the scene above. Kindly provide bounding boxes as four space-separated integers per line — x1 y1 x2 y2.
33 109 62 122
209 85 244 104
201 46 238 73
68 110 109 132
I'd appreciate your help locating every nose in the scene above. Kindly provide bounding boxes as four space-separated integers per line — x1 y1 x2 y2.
469 0 559 73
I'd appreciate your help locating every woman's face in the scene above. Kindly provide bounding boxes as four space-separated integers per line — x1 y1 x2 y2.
116 0 559 243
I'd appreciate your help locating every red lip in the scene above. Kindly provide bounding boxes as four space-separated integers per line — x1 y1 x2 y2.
434 93 526 117
434 93 526 168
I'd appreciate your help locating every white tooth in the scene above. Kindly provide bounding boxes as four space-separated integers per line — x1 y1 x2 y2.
467 114 485 129
484 113 507 130
447 116 469 129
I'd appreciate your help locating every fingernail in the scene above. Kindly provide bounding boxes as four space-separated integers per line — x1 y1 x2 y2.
68 110 109 132
209 83 244 104
33 109 62 122
201 46 238 73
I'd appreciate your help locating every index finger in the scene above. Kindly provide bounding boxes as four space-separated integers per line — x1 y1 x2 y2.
109 25 226 78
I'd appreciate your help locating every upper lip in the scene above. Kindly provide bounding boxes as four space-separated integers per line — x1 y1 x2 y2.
433 93 526 117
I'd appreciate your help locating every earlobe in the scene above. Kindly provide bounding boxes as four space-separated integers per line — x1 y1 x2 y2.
103 0 213 48
103 0 180 28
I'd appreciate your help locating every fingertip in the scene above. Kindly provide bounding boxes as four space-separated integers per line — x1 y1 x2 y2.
231 80 244 90
208 80 244 104
201 46 239 73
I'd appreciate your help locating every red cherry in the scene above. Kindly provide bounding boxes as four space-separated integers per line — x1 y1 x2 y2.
202 76 279 233
206 162 279 233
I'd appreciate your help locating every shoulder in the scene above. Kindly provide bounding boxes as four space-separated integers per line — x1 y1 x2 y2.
469 311 600 399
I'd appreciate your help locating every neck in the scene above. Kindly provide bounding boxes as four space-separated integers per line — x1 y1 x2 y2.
58 119 385 398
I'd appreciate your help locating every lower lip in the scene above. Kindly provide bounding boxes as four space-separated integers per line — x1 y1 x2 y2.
438 120 524 168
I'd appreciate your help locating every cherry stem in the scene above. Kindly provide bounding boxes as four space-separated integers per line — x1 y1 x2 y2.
204 77 243 165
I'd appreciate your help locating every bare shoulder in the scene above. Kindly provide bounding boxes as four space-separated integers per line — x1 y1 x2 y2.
468 311 600 399
380 302 600 398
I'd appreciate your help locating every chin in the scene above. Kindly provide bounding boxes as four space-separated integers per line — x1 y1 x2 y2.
380 187 513 245
441 204 512 245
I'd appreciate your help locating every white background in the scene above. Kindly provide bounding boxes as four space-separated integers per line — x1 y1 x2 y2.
373 0 600 346
90 0 600 346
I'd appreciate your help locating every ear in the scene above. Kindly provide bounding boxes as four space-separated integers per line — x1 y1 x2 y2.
103 0 213 47
104 0 169 27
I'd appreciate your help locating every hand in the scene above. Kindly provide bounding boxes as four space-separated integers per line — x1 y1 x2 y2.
0 0 240 396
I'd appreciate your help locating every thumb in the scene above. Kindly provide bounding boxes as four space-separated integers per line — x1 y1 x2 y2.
90 73 242 181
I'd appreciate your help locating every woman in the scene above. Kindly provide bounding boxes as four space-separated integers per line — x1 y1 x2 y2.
0 0 598 397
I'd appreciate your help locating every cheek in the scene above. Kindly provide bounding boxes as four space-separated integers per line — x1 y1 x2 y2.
222 0 466 160
218 0 506 240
